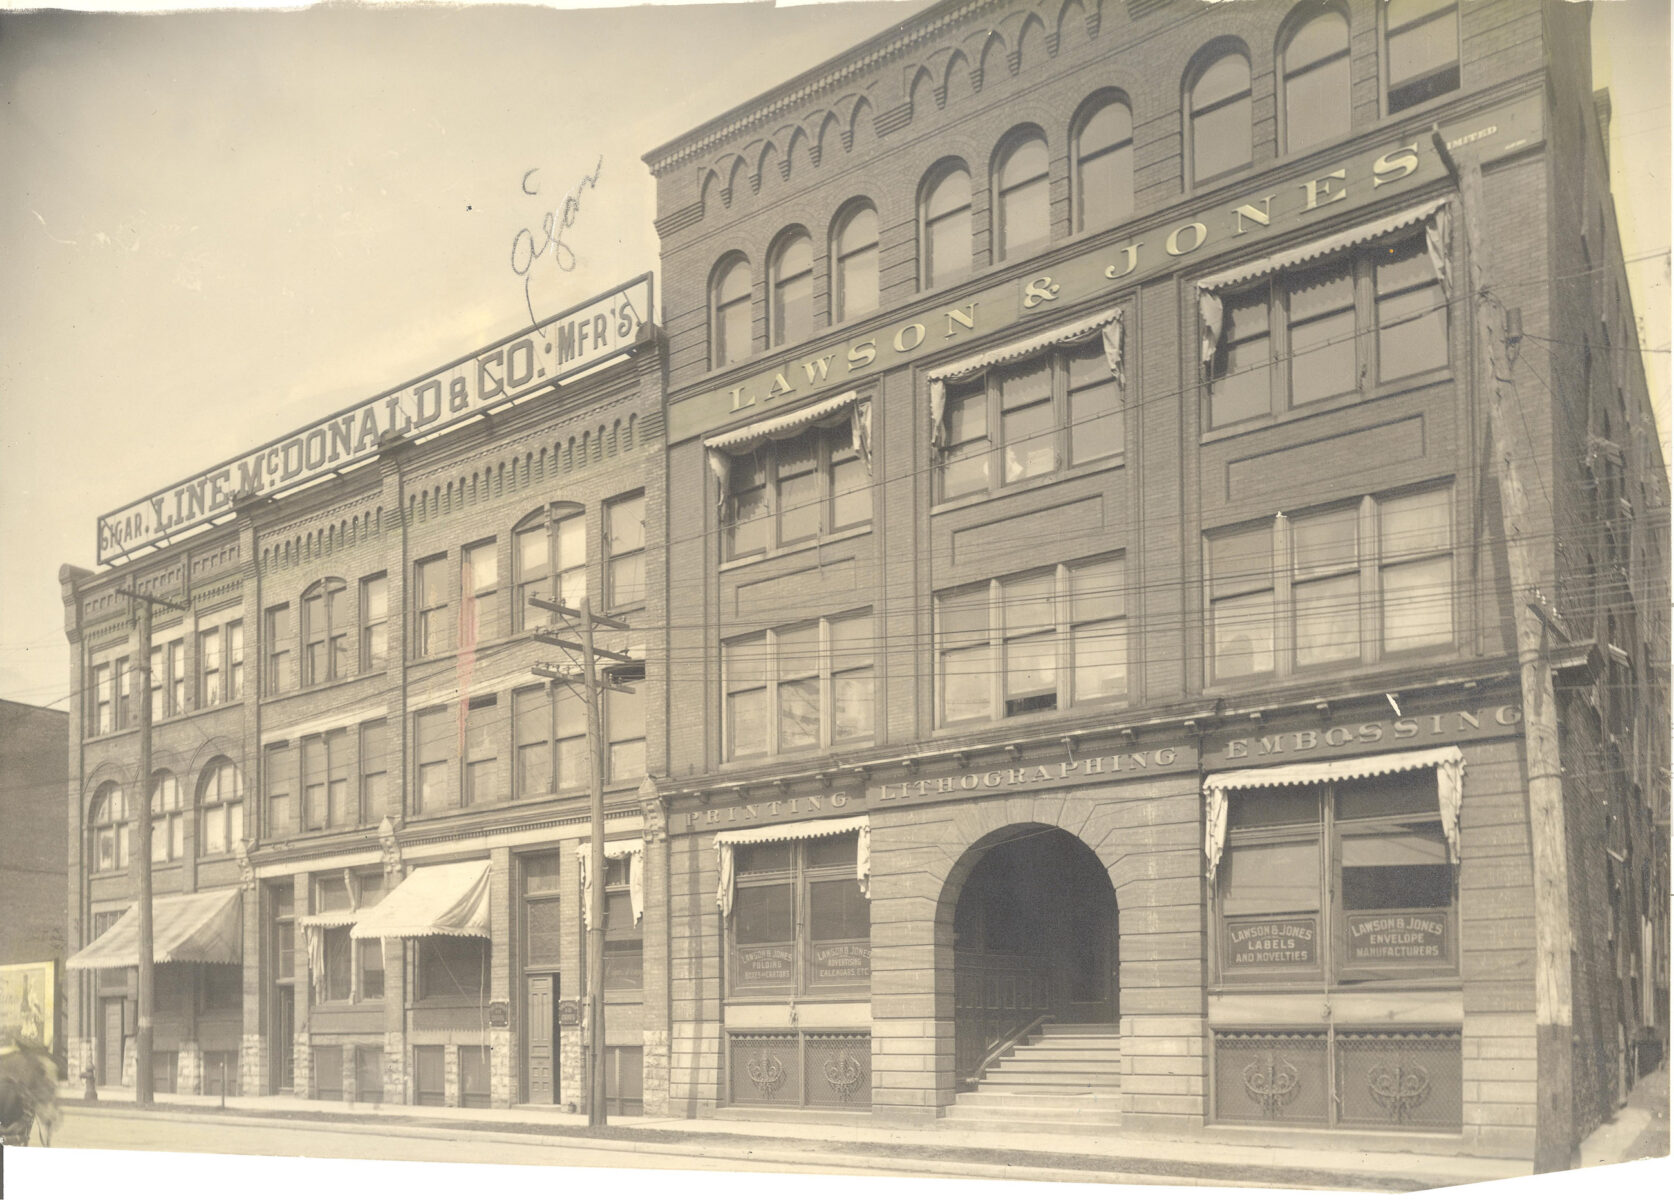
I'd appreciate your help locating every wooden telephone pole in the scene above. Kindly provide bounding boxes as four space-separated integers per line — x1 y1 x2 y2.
1436 131 1575 1172
115 587 188 1107
532 593 634 1127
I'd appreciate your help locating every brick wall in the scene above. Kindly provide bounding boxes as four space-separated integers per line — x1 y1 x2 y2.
0 702 68 968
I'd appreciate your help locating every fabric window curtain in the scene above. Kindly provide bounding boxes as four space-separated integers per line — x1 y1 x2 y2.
576 839 645 931
713 815 870 916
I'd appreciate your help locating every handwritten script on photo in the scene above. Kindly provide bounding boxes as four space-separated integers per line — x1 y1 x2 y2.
510 157 604 326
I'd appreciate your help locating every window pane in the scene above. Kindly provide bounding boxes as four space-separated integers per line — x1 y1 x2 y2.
607 495 645 553
941 644 991 723
777 461 820 545
1072 619 1127 701
608 739 646 783
1294 574 1361 666
1004 572 1055 632
1336 770 1438 821
1193 92 1251 182
1341 828 1451 909
777 624 819 679
1222 840 1321 916
1211 304 1270 426
777 677 820 750
1378 281 1448 378
735 882 794 944
999 175 1049 260
1286 54 1351 152
925 169 973 287
1388 5 1458 90
1004 631 1056 703
809 878 869 942
1292 507 1359 575
1381 557 1452 652
1380 490 1450 558
728 689 767 757
1068 346 1123 463
730 484 769 557
772 235 813 346
1229 786 1320 830
1001 401 1056 482
833 670 872 742
1289 267 1356 405
937 587 990 646
1209 526 1273 599
1071 558 1124 623
1078 102 1133 231
1213 591 1275 679
836 247 879 323
831 453 870 530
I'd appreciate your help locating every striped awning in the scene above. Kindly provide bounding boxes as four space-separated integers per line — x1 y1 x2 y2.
350 860 490 940
66 888 243 970
714 815 870 916
704 390 872 512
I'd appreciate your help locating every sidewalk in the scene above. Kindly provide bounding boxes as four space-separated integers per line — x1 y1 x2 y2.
1576 1062 1670 1170
60 1085 1532 1192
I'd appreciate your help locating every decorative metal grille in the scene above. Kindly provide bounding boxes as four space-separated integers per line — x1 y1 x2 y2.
1213 1032 1329 1125
805 1034 872 1108
729 1034 800 1107
1336 1030 1461 1130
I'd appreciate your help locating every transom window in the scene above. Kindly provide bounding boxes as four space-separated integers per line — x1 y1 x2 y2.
197 759 244 857
712 255 753 368
724 612 873 759
724 425 869 559
149 771 183 863
730 834 869 996
936 557 1128 725
921 163 972 289
832 203 879 324
91 782 129 873
938 340 1122 500
514 505 586 631
995 131 1050 261
1189 47 1253 185
1076 96 1134 232
770 230 813 346
1206 487 1455 684
1282 6 1351 152
1385 0 1459 114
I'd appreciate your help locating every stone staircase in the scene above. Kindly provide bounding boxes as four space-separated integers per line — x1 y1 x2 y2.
941 1023 1123 1135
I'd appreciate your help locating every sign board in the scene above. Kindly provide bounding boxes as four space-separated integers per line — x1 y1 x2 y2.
96 273 654 564
1224 919 1318 969
557 999 581 1027
0 960 56 1051
1347 911 1449 963
1203 704 1523 770
487 1000 510 1029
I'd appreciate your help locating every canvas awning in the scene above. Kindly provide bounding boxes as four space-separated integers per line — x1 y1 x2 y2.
929 307 1124 448
350 860 490 940
1197 197 1453 367
714 815 870 917
66 888 243 970
576 839 645 930
1202 746 1466 884
704 390 872 511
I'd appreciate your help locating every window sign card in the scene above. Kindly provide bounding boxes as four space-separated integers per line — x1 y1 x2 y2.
737 946 794 985
813 942 871 983
1225 918 1318 968
1346 911 1448 962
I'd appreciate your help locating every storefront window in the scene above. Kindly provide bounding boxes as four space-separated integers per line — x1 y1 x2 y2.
730 834 869 996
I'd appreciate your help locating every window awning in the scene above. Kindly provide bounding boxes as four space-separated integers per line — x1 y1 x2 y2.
66 888 243 970
350 860 490 940
1197 197 1453 367
704 390 871 509
929 307 1124 448
714 815 870 917
1202 746 1466 884
576 839 645 930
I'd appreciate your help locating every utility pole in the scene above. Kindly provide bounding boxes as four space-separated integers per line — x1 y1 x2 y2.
531 592 634 1127
1435 130 1575 1173
116 586 188 1107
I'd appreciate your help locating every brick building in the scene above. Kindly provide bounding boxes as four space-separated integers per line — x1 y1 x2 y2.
62 283 669 1109
642 0 1667 1164
1 700 69 970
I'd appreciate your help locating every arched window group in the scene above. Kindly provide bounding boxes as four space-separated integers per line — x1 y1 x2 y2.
91 782 128 873
198 758 244 856
150 771 184 863
88 759 246 871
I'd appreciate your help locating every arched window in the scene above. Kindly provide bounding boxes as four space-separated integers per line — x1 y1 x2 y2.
1282 6 1351 152
150 771 183 863
769 230 814 347
831 203 879 323
513 504 587 632
1385 0 1459 113
1075 96 1134 233
91 782 129 873
301 577 349 687
198 759 244 857
995 131 1051 261
1189 46 1252 184
921 163 972 289
711 256 753 368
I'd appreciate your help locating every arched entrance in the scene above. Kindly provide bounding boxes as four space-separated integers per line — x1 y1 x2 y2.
947 824 1118 1082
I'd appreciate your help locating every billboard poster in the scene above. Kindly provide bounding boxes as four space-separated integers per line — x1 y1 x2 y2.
0 960 57 1051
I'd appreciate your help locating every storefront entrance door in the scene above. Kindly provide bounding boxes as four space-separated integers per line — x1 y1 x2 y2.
524 973 559 1104
272 986 294 1093
101 997 124 1086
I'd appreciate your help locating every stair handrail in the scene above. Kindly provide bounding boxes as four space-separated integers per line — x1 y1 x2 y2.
965 1013 1050 1084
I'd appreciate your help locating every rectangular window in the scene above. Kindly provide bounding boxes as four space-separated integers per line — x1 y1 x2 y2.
724 613 873 760
463 697 498 806
327 728 352 827
606 493 646 610
303 590 327 687
414 1045 444 1106
149 643 164 718
461 541 497 649
199 628 222 708
1386 0 1460 114
938 341 1121 501
361 575 388 672
935 559 1128 726
227 621 244 701
265 743 297 837
414 555 450 658
606 673 646 783
1207 232 1448 430
417 937 489 1002
354 1046 384 1104
603 861 643 992
515 510 586 631
414 707 450 814
92 663 112 735
721 425 870 559
321 928 353 1003
556 689 587 791
460 1046 492 1108
302 735 328 831
266 604 294 695
730 834 869 997
359 720 387 823
514 685 553 799
115 657 131 729
1205 488 1452 682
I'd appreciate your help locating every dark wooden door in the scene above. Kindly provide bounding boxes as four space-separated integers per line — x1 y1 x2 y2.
272 986 294 1092
525 974 558 1103
101 998 124 1086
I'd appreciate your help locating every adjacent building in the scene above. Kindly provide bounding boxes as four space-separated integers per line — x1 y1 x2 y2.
1 699 69 1063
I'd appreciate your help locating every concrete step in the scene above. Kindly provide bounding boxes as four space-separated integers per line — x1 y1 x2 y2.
1005 1047 1123 1062
989 1063 1123 1079
953 1090 1123 1111
939 1113 1125 1135
972 1080 1125 1093
1023 1037 1123 1051
1040 1024 1121 1035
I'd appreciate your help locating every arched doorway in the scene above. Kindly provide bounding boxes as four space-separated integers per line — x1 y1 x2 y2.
948 824 1118 1082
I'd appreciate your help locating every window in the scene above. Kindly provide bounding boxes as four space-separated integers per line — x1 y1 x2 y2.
832 203 879 323
936 558 1128 725
198 628 223 707
712 255 753 368
461 541 497 650
312 1045 344 1101
298 728 352 829
995 131 1050 260
512 670 638 793
938 340 1122 500
1205 487 1454 683
414 708 451 814
314 873 385 1003
1216 770 1455 985
603 858 643 991
1075 96 1134 233
115 657 131 729
770 230 813 346
730 834 868 995
723 425 869 558
271 884 295 982
514 685 554 799
921 163 972 289
301 579 349 686
360 575 388 672
416 937 490 1002
602 1046 644 1116
166 638 185 715
1207 231 1448 429
724 612 872 759
91 663 112 735
198 760 244 857
413 556 450 658
1189 47 1253 185
1282 6 1351 152
360 720 388 823
91 783 129 872
265 742 298 837
227 622 244 701
414 1045 444 1106
464 698 498 806
146 772 183 863
606 667 646 782
1385 0 1459 114
606 493 646 610
266 604 294 695
514 506 586 630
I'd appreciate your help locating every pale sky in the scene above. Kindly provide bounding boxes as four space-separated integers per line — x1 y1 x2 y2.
1 0 1668 714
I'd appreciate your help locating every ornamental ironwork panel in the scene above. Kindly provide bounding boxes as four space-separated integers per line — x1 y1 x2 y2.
1213 1032 1330 1125
1336 1030 1461 1130
729 1034 800 1107
805 1033 872 1108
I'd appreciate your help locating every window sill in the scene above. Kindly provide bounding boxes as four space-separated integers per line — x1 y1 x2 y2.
718 524 873 574
930 456 1124 518
265 669 387 704
932 695 1133 741
1201 368 1453 446
722 737 875 769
